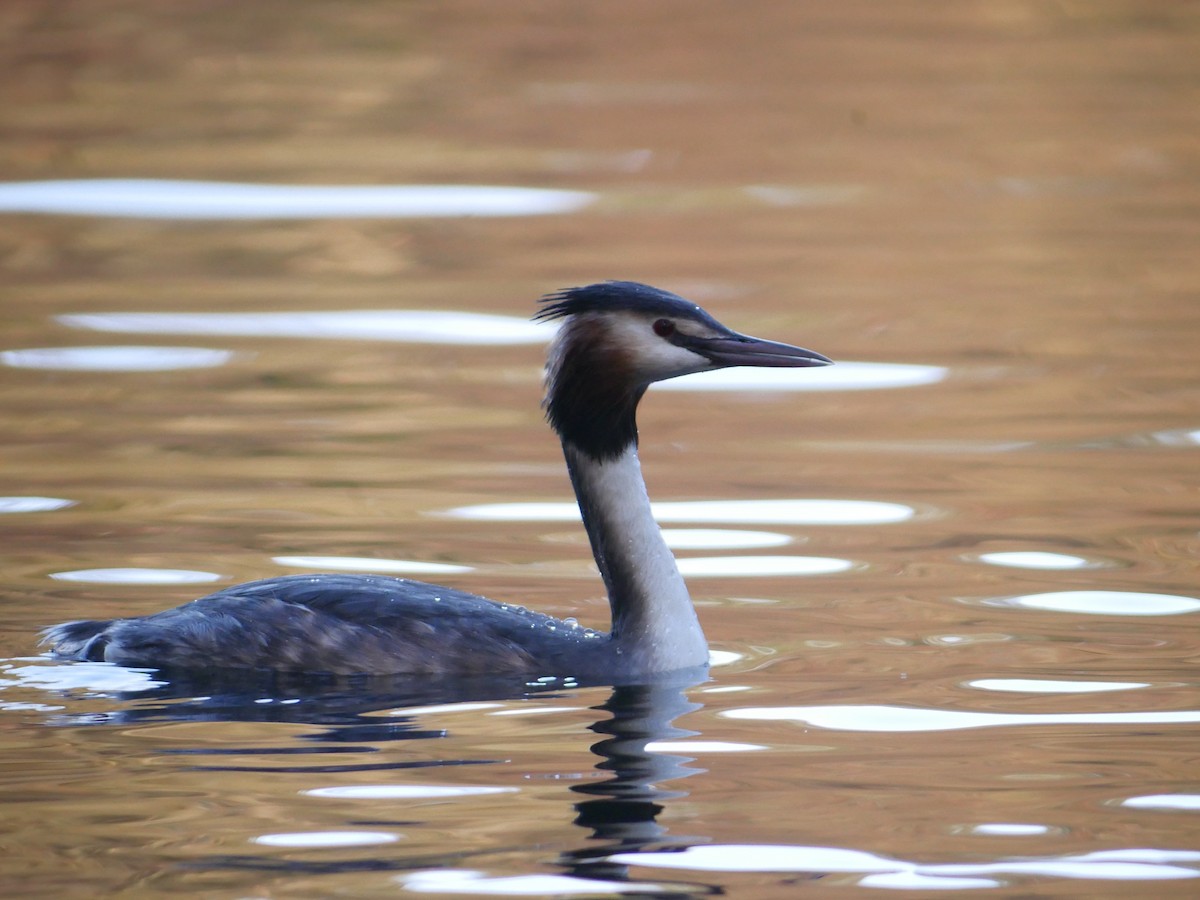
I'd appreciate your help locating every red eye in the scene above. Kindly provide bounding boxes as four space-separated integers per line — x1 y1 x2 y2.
653 318 675 337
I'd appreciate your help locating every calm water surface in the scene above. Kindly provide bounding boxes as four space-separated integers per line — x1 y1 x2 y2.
2 2 1198 896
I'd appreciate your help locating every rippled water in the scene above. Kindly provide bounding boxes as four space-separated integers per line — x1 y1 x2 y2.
0 179 596 219
2 1 1199 896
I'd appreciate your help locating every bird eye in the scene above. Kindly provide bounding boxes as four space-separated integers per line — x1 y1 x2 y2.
653 319 675 337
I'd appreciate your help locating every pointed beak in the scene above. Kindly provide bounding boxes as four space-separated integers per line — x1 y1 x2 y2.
687 332 833 369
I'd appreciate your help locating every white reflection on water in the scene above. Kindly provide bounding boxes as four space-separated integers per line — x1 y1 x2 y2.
707 649 744 667
0 660 164 693
974 551 1097 570
489 706 580 717
643 740 767 753
0 497 75 513
59 311 552 346
860 871 1001 889
903 850 1200 884
608 843 909 873
1147 428 1200 447
0 699 64 713
0 179 595 219
970 823 1052 836
608 843 1200 885
967 678 1150 694
658 361 947 392
660 528 791 550
306 785 517 799
394 702 504 716
1 346 235 371
445 498 915 525
676 555 854 577
49 567 223 585
272 556 473 575
1123 795 1200 811
999 590 1200 616
253 831 399 848
399 869 672 896
722 704 1200 732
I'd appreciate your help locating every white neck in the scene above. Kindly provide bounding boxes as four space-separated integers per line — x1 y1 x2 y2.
563 442 708 672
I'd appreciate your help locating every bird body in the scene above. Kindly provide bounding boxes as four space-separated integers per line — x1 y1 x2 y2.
43 282 830 679
46 574 608 677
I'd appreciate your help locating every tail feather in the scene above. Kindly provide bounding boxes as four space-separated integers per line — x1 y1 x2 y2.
40 620 112 661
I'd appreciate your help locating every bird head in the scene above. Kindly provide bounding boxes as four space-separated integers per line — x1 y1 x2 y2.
537 281 831 460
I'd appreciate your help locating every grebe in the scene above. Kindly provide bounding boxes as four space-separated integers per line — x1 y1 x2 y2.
43 281 831 679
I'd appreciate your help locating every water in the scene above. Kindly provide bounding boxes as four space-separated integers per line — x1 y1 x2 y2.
2 1 1199 896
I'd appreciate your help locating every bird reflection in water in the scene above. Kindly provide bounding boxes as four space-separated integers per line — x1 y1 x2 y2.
44 666 718 894
558 677 715 892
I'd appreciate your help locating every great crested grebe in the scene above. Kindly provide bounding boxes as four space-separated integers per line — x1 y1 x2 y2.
43 281 831 679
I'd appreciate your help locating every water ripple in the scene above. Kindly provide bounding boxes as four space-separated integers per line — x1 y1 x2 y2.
254 831 398 848
722 704 1200 732
608 843 1200 885
306 784 516 800
49 567 223 585
59 310 551 346
675 555 855 577
0 179 595 219
272 556 473 575
399 869 674 895
660 361 946 392
1123 795 1200 811
966 678 1151 694
0 497 75 513
660 528 791 550
972 551 1103 571
644 740 767 753
2 346 235 371
968 823 1053 836
0 661 165 693
446 498 916 525
994 590 1200 616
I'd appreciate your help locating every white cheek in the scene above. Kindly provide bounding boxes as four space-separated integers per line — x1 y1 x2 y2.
606 319 712 381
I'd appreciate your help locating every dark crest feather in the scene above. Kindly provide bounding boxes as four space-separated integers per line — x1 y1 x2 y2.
535 280 715 326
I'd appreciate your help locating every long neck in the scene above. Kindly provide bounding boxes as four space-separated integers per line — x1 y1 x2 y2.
563 441 708 672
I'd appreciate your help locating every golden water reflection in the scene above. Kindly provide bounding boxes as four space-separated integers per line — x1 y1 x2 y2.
2 0 1199 896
